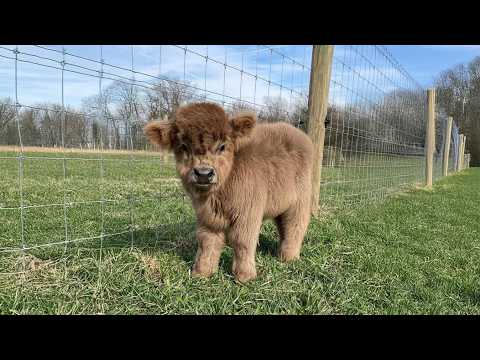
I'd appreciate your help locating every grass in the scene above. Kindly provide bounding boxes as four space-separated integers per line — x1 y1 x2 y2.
0 147 478 314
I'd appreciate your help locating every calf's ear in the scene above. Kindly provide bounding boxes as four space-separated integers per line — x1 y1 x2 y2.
143 120 173 151
230 112 256 138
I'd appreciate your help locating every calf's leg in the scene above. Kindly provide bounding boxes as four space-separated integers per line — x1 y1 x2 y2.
275 199 311 262
228 213 263 283
192 226 225 278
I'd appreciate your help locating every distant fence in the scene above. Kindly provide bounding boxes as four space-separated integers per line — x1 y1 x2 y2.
0 45 469 255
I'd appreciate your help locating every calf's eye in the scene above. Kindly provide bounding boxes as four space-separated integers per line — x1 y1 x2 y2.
217 143 226 153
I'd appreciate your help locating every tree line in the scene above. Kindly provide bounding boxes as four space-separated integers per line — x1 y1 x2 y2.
0 75 441 160
435 56 480 166
0 79 310 151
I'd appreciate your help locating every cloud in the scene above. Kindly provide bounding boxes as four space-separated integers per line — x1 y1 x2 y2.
0 45 313 113
1 45 428 115
328 45 423 107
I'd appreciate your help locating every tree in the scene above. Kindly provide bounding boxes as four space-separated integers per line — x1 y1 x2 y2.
91 121 102 149
0 98 16 144
81 81 141 150
106 80 147 149
144 79 197 120
225 100 256 117
258 96 289 123
19 109 41 146
290 97 309 131
64 109 89 148
435 56 480 166
82 88 119 149
37 105 62 147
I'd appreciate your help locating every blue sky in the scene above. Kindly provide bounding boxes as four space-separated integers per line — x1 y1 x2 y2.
0 45 312 111
0 45 478 112
388 45 480 86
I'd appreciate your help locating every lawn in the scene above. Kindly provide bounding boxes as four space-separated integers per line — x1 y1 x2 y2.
0 148 478 314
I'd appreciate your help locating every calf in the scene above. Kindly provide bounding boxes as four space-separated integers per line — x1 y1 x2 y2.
144 102 313 283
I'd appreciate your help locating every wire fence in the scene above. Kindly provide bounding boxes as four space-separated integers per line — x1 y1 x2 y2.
320 45 450 209
0 45 463 261
0 45 311 260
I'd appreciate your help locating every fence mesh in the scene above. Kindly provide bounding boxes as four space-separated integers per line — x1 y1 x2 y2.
0 45 311 265
0 45 462 270
320 45 429 210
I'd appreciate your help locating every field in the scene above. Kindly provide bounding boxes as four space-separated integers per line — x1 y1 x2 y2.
0 148 478 314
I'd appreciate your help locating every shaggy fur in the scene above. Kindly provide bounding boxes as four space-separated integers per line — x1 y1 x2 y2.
144 102 313 283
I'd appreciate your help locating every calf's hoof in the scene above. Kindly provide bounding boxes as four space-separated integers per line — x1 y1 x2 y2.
233 267 257 284
191 265 216 279
279 249 300 262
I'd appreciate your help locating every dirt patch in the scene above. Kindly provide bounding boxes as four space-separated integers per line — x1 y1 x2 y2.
18 254 55 272
133 252 163 284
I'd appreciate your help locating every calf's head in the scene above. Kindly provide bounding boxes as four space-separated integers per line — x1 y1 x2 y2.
144 102 255 194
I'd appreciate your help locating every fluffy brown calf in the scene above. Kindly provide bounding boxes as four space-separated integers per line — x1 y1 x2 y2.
144 102 313 283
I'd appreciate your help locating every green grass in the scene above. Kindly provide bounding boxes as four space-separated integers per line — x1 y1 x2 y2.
0 149 478 314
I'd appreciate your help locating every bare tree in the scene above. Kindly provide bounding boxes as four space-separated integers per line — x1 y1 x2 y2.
37 105 62 147
64 110 89 148
258 96 289 123
106 80 147 149
225 100 257 117
0 98 16 144
19 108 41 146
82 83 126 150
289 97 309 130
435 57 480 166
144 79 196 120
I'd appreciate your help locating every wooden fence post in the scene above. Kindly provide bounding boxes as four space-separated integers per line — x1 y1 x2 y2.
456 135 461 171
425 88 436 188
442 116 453 177
456 135 460 171
455 134 462 172
307 45 334 217
457 134 464 171
460 136 466 170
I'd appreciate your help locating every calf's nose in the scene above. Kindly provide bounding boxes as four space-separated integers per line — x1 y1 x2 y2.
193 166 215 183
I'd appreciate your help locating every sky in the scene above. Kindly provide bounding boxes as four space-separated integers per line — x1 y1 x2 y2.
387 45 480 87
0 45 479 113
0 45 312 112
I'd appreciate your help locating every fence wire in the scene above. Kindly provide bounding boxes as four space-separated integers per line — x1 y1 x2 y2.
0 45 461 266
320 45 455 210
0 45 311 262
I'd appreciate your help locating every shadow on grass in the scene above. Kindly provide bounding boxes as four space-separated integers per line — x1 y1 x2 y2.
217 228 281 275
27 216 285 276
25 220 198 266
105 221 199 263
257 232 279 257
